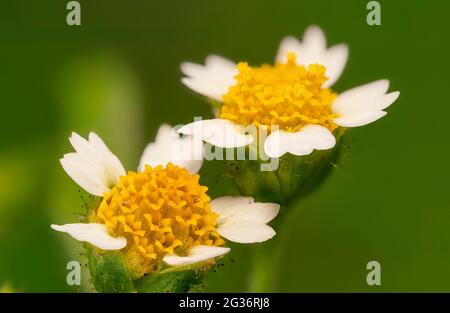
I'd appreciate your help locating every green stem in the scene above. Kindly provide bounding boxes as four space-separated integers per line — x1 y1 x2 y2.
247 233 284 292
247 217 286 292
246 202 305 292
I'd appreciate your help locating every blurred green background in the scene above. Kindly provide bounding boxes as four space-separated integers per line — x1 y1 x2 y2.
1 0 449 292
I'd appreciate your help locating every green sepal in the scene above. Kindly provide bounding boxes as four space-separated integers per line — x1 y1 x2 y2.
86 244 210 293
134 266 205 293
86 246 135 293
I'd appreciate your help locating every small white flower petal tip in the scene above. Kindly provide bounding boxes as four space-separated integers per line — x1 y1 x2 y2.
264 124 336 158
163 245 231 267
332 80 400 127
139 124 204 174
211 196 280 243
60 132 126 196
177 119 254 149
51 223 127 250
181 55 238 102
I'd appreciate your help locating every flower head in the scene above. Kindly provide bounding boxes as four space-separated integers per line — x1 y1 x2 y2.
52 125 279 277
180 25 400 158
221 54 338 133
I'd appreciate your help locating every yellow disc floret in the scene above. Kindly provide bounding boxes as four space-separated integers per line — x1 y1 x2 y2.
92 163 224 277
220 53 338 132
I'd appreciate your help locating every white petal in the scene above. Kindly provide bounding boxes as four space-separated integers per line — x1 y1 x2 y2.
60 132 126 196
332 80 400 127
51 223 127 250
276 25 348 87
264 124 336 158
320 44 349 88
216 221 276 244
177 119 253 148
163 245 230 266
211 196 280 243
139 124 204 174
334 111 388 128
181 55 238 102
302 24 327 51
60 153 110 196
88 133 127 181
211 196 280 225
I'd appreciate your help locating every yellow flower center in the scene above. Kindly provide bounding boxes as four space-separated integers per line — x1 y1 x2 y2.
92 163 224 277
220 53 338 132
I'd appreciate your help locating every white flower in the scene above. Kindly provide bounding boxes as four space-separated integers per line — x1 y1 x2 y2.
52 124 280 271
180 25 400 158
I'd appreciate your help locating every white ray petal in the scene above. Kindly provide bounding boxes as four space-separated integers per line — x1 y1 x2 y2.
302 24 327 51
139 124 204 174
264 124 336 158
51 223 127 250
332 80 400 127
276 25 348 87
60 153 110 196
216 221 276 244
211 196 280 225
320 44 349 88
211 196 280 243
163 245 230 266
61 132 126 196
181 55 238 102
177 119 253 148
333 111 387 127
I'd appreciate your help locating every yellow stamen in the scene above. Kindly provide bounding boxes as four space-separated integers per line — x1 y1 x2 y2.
92 163 224 277
220 53 338 132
